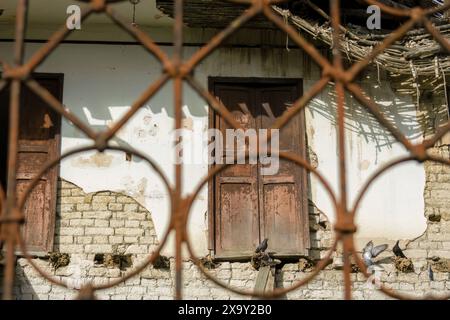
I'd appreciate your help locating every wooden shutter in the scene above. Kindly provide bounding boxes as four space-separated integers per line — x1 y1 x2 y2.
16 75 62 254
258 85 309 255
214 84 260 257
210 78 308 258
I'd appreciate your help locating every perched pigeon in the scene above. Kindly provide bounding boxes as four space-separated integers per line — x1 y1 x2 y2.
393 240 407 259
255 238 268 253
362 241 388 267
428 265 434 281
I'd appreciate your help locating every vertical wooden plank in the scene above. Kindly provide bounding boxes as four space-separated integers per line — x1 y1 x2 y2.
253 266 270 294
258 82 309 255
213 83 259 257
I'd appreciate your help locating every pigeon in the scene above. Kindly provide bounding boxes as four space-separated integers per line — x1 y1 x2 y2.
393 240 407 259
255 238 268 253
428 265 434 281
362 241 388 267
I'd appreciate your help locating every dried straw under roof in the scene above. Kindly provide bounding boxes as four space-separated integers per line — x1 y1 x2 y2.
271 5 450 96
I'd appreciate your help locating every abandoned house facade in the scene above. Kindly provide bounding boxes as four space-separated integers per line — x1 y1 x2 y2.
0 0 449 300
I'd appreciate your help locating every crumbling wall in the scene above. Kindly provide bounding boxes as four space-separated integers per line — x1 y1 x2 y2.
8 148 450 300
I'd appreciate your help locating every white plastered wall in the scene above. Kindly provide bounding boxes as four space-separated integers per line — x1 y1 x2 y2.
0 38 426 256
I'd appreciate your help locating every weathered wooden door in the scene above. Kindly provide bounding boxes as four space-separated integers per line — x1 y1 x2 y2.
210 78 309 258
0 74 63 254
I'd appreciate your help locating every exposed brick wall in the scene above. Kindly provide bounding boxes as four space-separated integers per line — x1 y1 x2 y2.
5 146 450 299
55 182 158 256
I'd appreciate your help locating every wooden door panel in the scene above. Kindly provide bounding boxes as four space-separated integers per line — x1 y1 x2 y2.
262 182 302 254
258 84 308 255
17 178 51 251
214 85 260 256
217 181 258 256
216 86 255 177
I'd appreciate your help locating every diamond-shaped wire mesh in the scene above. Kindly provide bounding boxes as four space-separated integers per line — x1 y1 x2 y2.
0 0 449 300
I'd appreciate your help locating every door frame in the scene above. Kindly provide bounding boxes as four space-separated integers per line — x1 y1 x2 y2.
207 76 308 259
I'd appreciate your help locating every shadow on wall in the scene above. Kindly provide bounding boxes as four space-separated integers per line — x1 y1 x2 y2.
307 83 439 152
0 262 38 300
68 79 442 155
62 82 208 140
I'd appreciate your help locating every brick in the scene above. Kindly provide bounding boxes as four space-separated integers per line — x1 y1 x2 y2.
84 244 113 253
140 221 154 228
117 196 135 204
58 204 76 213
60 197 85 204
125 220 140 228
60 212 82 219
70 219 94 227
92 203 108 211
60 189 72 197
83 212 112 219
89 268 107 276
71 189 85 196
109 236 124 244
76 236 93 244
124 236 139 243
59 227 84 236
92 195 116 203
108 203 123 211
95 219 109 227
110 220 124 227
93 235 109 244
125 205 141 214
139 236 155 244
115 228 144 236
76 204 91 211
85 227 114 236
57 236 74 244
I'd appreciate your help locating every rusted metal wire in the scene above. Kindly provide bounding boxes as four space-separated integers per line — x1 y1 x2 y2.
0 0 449 300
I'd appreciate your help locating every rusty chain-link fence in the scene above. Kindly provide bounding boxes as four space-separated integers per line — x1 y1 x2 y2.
0 0 449 300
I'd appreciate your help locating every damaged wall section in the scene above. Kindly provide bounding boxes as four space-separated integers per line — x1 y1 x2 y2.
5 149 450 299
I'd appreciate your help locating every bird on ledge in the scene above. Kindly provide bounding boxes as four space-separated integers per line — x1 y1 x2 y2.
255 238 269 253
393 240 408 259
